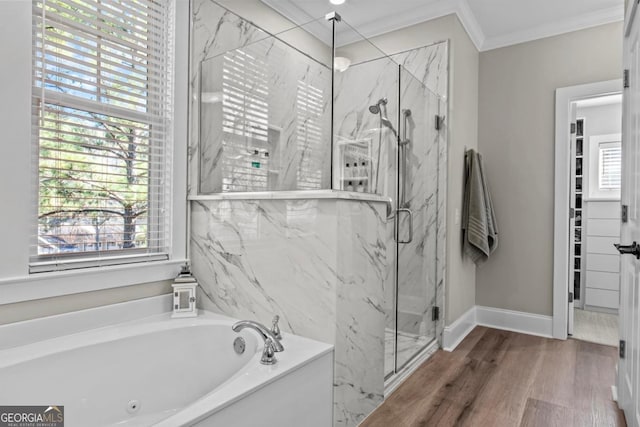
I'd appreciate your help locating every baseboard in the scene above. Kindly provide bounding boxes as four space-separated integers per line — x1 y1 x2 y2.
476 305 553 338
443 306 476 351
442 305 554 351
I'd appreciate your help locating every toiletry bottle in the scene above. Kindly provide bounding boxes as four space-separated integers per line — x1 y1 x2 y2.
346 181 353 192
345 163 350 179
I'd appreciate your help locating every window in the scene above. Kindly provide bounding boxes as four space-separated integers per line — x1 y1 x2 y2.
32 0 174 272
598 142 621 190
587 133 622 200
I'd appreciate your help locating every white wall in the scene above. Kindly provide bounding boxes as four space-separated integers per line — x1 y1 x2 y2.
0 0 190 324
477 22 623 316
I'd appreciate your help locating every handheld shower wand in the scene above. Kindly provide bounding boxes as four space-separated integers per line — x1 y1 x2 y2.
369 98 397 137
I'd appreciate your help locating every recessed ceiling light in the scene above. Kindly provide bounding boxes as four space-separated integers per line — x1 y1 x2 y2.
330 0 345 5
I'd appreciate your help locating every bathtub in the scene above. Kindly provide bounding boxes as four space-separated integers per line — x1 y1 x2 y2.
0 296 334 426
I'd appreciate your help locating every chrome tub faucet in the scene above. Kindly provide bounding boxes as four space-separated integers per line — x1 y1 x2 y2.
232 318 284 365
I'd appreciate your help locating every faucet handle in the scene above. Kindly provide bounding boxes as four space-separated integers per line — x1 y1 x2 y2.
271 315 282 341
260 338 277 365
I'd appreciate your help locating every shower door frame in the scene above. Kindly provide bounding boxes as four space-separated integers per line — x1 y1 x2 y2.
386 64 440 380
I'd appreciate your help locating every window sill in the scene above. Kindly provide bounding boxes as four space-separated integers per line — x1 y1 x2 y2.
0 259 186 305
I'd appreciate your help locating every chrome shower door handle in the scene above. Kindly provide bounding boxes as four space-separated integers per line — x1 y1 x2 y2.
397 207 413 244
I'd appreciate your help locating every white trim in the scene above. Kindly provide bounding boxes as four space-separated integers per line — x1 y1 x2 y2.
454 0 485 51
261 0 486 51
553 79 622 340
442 305 553 351
481 5 624 51
475 306 553 338
443 305 554 352
0 259 185 305
260 0 622 52
443 306 476 351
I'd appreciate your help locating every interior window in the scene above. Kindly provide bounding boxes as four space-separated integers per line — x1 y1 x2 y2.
31 0 174 272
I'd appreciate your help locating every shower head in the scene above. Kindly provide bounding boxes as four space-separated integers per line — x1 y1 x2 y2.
368 98 388 114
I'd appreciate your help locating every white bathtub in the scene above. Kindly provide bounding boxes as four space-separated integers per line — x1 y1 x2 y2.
0 296 334 427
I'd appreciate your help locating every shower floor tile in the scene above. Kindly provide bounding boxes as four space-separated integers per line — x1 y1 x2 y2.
384 328 432 376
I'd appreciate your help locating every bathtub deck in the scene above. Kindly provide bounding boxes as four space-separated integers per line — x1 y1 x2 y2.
361 326 625 427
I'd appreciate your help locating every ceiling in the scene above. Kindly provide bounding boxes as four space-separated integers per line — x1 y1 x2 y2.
260 0 624 51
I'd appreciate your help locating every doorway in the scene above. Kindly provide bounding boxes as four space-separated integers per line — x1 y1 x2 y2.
553 79 622 341
569 95 622 346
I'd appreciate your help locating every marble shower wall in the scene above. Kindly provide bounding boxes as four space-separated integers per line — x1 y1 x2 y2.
333 56 400 197
333 42 448 356
394 43 448 349
191 0 332 194
188 3 449 423
190 198 387 426
391 42 448 99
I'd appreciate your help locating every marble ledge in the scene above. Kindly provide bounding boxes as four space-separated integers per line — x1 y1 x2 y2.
189 190 393 205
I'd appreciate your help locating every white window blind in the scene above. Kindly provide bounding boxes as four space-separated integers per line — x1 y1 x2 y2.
599 141 621 190
221 47 270 192
215 41 327 192
31 0 174 272
296 80 324 190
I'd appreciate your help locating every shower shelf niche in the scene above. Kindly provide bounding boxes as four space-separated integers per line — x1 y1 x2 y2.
336 137 373 193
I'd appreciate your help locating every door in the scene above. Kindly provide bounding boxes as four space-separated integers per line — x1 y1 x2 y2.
394 66 439 371
618 4 640 425
568 104 577 335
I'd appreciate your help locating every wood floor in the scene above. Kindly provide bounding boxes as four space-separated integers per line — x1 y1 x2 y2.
362 326 626 427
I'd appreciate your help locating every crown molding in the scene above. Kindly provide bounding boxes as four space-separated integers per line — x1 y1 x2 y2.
480 5 624 51
335 0 466 46
454 0 485 51
260 0 623 53
261 0 317 26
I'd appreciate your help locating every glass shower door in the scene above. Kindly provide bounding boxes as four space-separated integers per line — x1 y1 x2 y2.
394 67 439 371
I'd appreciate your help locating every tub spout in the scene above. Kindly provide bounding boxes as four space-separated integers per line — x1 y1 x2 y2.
232 320 284 353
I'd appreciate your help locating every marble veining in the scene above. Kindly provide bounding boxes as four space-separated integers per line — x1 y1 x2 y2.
190 198 386 426
191 0 332 195
333 41 448 376
391 42 448 100
188 2 449 423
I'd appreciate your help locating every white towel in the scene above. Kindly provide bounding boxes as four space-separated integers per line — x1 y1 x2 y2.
462 149 498 263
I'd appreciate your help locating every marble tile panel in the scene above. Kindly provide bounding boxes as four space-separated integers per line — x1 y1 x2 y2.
190 198 387 427
391 41 448 99
191 0 332 194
